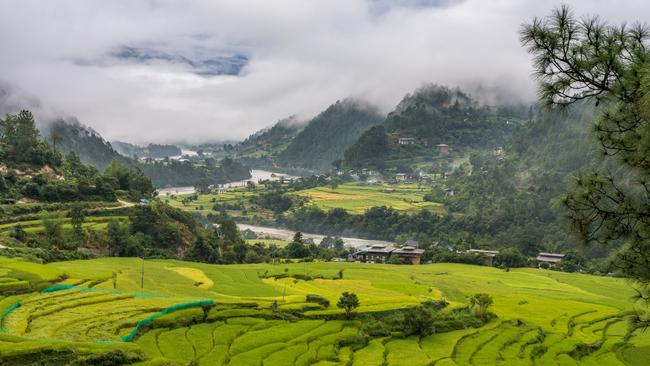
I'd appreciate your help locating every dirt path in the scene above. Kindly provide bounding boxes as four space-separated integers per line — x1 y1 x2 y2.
104 200 135 210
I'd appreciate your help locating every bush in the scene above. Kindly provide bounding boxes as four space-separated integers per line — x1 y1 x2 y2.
360 318 392 337
494 247 527 268
305 294 330 308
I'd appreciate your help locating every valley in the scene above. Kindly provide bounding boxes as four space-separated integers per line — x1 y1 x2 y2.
1 2 650 366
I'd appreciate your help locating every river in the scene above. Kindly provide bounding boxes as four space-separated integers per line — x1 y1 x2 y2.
157 169 298 196
237 224 395 249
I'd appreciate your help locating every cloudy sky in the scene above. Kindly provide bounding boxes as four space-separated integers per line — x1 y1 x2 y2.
0 0 648 144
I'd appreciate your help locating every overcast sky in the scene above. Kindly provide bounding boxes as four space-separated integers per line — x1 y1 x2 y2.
1 0 649 144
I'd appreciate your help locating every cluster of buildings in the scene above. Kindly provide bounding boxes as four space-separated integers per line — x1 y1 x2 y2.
397 137 450 157
466 249 566 268
351 244 566 268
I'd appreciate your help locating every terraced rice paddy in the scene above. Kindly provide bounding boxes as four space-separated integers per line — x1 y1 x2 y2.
0 215 128 234
292 183 445 214
1 256 649 365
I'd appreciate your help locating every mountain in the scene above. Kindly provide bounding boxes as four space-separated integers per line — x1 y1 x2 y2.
112 141 182 159
45 119 128 171
236 116 303 157
277 99 384 172
343 85 523 171
0 82 126 171
232 116 304 173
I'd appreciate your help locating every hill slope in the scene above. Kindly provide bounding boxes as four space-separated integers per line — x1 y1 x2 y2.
277 99 384 172
344 85 522 170
112 141 182 159
45 119 128 170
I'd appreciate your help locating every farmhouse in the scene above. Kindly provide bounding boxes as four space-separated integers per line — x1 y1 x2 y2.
392 246 425 265
536 252 565 264
395 173 407 182
351 244 424 265
467 249 499 266
398 137 416 145
436 144 450 156
351 244 394 263
216 187 228 194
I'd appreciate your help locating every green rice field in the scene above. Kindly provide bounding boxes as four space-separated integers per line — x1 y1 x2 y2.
292 183 445 214
0 256 648 365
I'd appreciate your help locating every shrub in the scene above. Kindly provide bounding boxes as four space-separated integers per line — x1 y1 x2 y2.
305 294 330 308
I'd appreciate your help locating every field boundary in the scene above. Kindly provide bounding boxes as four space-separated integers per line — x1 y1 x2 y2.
0 301 21 332
121 299 215 342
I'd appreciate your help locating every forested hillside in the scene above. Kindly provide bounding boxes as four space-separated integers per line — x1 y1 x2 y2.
112 141 182 159
438 104 598 254
233 116 303 170
344 85 523 170
45 119 130 171
277 100 384 171
0 111 153 203
141 157 250 188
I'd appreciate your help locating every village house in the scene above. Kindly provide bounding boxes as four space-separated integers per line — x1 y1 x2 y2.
444 187 455 196
536 252 565 266
395 173 407 182
436 143 451 157
351 244 424 265
398 137 416 145
216 186 228 194
467 249 499 266
351 244 394 263
392 246 425 265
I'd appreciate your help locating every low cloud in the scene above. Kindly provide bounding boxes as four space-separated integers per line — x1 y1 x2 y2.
0 0 648 144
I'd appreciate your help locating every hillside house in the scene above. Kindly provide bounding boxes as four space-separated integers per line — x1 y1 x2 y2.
392 246 425 265
467 249 499 266
436 144 450 157
398 137 416 145
395 173 407 182
216 187 228 194
444 187 455 196
536 252 565 265
351 244 394 263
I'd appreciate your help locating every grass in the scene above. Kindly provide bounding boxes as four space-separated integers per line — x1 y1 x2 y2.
0 215 128 235
292 183 445 214
166 267 214 289
164 187 276 219
245 239 289 247
1 256 650 365
164 182 446 219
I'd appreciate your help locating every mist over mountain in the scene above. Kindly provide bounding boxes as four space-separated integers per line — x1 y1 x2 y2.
277 100 385 172
111 141 182 160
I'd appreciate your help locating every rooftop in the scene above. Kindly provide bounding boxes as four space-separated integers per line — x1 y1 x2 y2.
467 249 498 257
393 246 425 255
538 252 565 258
354 244 395 254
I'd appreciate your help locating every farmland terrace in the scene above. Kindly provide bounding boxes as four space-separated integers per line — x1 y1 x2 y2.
0 256 649 365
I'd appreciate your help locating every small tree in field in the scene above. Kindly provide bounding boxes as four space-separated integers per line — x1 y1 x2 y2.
337 292 359 319
330 178 339 191
469 293 493 319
